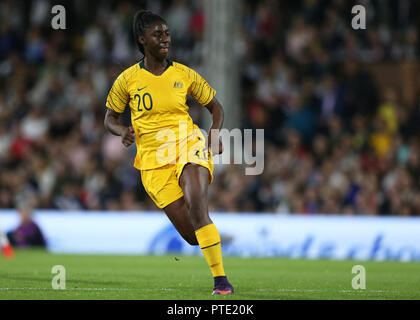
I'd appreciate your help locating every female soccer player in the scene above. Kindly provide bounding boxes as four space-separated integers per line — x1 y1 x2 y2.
104 10 233 295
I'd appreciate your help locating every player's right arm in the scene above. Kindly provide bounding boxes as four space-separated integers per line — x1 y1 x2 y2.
104 109 135 147
104 71 135 147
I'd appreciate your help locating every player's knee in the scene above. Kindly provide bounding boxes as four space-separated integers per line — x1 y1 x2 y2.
186 198 201 214
183 181 210 229
185 192 207 214
187 201 208 226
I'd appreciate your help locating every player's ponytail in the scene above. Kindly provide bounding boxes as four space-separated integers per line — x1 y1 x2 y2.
133 10 167 56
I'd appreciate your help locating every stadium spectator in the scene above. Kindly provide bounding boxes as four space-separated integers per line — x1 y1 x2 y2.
0 0 419 215
7 204 46 248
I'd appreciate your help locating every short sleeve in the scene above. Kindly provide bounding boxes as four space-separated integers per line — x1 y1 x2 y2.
106 72 129 113
187 68 216 106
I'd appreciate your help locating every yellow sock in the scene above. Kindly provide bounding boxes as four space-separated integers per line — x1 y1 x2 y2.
195 223 226 277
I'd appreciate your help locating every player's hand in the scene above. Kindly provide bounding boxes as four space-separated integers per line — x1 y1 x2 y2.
121 126 135 147
207 132 223 155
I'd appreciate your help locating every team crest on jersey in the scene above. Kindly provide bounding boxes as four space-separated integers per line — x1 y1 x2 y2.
174 81 183 88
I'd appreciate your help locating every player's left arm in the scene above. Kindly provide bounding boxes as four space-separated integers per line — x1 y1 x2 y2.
204 97 224 155
186 67 224 154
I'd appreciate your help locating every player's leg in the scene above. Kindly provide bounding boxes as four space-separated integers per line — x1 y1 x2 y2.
163 197 198 245
179 163 233 295
141 165 198 245
179 164 211 229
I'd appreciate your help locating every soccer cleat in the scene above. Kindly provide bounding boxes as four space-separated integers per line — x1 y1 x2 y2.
212 276 234 295
1 244 15 259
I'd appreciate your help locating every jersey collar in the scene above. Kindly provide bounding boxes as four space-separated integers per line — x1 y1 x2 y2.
139 59 173 75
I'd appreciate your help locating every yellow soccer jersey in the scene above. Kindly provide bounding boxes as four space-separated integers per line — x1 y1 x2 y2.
106 60 216 170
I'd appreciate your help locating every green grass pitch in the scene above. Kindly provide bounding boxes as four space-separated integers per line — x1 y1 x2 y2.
0 250 419 300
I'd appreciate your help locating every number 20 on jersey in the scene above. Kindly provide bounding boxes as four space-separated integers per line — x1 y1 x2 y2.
134 92 153 111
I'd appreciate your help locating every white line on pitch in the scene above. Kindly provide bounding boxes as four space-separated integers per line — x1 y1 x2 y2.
0 288 175 291
255 288 388 293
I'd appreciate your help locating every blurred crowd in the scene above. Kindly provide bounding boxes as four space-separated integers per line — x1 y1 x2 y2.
0 0 419 215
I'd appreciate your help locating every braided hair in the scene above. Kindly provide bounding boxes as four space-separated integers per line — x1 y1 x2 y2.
133 10 167 55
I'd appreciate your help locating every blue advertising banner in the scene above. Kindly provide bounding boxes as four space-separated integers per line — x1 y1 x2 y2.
1 211 419 261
